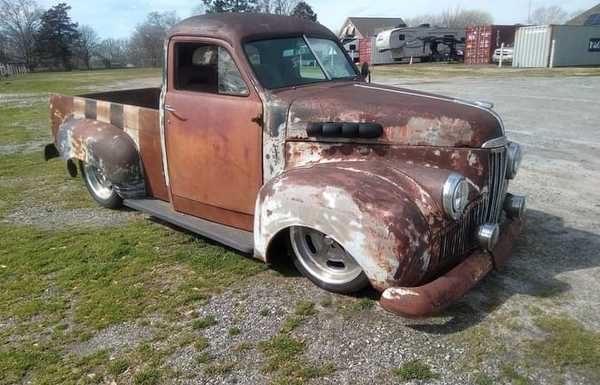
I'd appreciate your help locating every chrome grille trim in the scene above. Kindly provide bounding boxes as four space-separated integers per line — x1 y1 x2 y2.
486 147 508 223
439 198 487 262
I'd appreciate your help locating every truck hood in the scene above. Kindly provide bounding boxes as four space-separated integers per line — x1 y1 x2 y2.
281 82 504 148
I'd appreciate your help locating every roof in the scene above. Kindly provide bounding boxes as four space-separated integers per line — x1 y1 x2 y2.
566 3 600 25
341 17 407 38
169 13 336 44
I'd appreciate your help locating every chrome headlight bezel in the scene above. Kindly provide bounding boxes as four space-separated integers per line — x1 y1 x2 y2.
506 142 522 179
443 173 470 220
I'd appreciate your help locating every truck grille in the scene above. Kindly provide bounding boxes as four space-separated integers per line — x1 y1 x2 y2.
439 198 487 262
485 147 508 223
438 146 508 261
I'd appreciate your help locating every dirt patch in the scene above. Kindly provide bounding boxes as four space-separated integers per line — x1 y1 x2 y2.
71 322 155 357
3 204 139 229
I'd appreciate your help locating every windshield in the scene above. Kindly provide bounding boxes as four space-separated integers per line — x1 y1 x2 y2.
244 36 357 89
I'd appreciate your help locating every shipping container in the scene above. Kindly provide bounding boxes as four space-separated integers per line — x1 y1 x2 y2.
465 25 517 65
513 25 600 68
356 37 395 65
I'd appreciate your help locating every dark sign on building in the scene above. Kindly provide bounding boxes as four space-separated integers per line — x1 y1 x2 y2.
590 38 600 52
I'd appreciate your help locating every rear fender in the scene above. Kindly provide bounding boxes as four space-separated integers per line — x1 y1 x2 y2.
254 162 433 290
56 116 145 198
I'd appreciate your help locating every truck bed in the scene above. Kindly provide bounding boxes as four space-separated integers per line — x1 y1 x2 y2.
49 88 169 201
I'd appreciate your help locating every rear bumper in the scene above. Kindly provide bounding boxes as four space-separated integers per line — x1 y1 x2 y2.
379 217 524 318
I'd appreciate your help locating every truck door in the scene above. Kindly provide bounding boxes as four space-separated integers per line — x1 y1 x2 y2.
164 38 263 231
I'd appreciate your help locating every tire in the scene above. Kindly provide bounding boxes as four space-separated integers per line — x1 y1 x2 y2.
79 161 122 209
288 226 369 293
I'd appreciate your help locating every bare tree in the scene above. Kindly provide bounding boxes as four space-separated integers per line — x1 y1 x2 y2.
407 6 493 28
129 11 179 67
528 5 568 25
258 0 299 15
75 25 99 70
96 38 127 69
0 0 42 70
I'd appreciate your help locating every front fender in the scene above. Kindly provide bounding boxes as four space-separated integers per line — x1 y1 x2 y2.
56 116 145 198
254 161 434 290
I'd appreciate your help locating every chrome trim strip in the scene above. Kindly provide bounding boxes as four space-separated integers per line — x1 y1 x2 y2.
159 40 170 187
482 136 508 148
354 84 506 135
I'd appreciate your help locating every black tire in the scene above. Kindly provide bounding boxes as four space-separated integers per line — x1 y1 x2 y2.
79 161 123 209
288 227 370 294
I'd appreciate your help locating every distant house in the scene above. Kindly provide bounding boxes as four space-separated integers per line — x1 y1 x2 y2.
339 17 407 40
567 3 600 26
339 17 406 66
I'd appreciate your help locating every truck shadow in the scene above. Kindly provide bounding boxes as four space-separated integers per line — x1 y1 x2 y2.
407 208 600 334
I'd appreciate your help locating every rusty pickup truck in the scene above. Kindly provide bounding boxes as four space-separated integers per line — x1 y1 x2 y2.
45 14 526 317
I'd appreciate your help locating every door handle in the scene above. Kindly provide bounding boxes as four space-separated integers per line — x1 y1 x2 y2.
165 104 187 121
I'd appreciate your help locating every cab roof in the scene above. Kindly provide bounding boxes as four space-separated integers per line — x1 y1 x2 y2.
168 13 337 44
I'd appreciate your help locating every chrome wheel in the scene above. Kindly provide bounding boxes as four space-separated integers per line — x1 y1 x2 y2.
83 163 114 200
290 227 363 286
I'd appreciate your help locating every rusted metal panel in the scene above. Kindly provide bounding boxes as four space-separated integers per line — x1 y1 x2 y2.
281 82 503 148
255 162 435 289
379 217 523 317
138 108 169 201
465 25 516 65
168 13 337 46
49 93 169 201
55 117 145 198
164 36 263 230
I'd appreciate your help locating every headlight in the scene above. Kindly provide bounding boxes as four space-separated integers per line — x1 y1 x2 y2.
506 142 522 179
443 173 470 220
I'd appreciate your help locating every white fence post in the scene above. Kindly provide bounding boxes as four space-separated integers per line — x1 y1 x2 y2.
549 39 556 68
499 43 505 68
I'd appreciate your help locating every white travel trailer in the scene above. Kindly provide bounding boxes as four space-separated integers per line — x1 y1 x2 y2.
376 26 466 62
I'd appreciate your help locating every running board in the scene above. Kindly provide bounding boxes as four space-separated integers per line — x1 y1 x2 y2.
123 199 254 254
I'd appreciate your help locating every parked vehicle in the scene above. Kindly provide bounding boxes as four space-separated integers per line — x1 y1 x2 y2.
375 25 466 62
45 14 526 317
492 47 514 63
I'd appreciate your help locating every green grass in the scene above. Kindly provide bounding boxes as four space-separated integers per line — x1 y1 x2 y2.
393 359 439 382
529 315 600 374
228 326 241 336
0 68 160 95
0 68 266 385
204 361 235 376
193 315 218 330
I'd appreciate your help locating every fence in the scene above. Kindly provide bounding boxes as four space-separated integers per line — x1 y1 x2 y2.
0 63 29 77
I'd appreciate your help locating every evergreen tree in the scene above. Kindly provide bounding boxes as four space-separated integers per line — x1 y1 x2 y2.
203 0 259 13
291 1 316 22
36 3 79 70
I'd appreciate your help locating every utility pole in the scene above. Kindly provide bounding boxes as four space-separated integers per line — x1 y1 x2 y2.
528 0 532 23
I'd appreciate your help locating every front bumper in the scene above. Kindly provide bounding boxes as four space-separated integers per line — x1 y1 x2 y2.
379 216 524 318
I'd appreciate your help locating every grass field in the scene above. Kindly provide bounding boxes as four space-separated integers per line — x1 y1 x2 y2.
0 68 269 384
2 67 600 385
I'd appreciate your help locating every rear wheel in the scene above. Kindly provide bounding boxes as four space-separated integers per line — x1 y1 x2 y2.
80 161 122 209
289 226 369 293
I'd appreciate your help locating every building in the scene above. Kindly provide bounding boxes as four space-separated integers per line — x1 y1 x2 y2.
338 17 406 65
512 25 600 68
566 3 600 26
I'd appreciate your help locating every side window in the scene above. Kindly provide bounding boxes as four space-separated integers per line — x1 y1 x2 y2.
398 34 405 41
174 43 249 96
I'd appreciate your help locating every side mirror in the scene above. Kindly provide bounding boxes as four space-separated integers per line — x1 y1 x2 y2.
360 62 371 83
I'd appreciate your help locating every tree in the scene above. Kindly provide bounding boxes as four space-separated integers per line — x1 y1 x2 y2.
75 25 99 70
0 0 42 70
96 38 127 69
259 0 299 15
129 11 179 67
202 0 259 13
291 1 316 21
529 5 568 25
36 3 79 70
407 6 493 28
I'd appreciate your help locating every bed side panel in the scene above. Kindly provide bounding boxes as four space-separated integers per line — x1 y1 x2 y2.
139 108 169 201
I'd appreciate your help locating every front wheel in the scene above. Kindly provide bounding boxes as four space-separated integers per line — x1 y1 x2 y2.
80 161 122 209
289 226 369 293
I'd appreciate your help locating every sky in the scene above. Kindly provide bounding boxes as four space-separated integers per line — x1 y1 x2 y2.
39 0 599 39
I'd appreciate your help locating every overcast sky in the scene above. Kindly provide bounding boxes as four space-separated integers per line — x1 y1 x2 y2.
39 0 598 39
